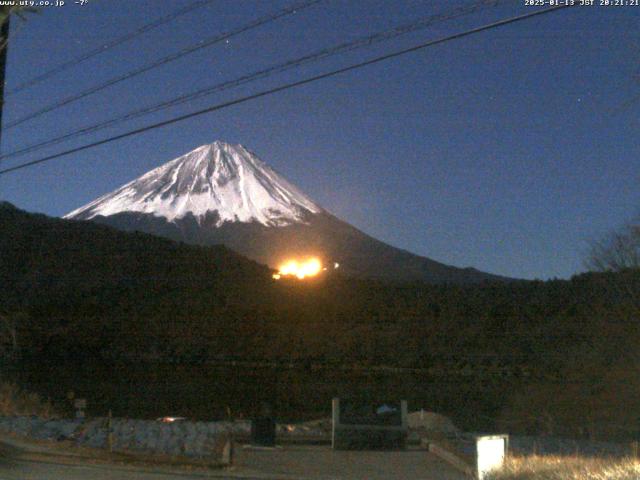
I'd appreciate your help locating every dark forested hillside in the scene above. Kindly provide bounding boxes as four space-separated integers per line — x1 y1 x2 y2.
0 201 277 360
2 202 639 439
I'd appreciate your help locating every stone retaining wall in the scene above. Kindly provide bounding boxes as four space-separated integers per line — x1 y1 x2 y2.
0 416 242 461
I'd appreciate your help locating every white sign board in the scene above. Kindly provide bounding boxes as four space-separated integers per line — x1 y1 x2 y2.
476 435 507 480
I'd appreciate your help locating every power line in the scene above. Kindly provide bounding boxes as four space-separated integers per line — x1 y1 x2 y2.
6 0 217 96
0 12 10 151
0 0 504 162
0 5 573 177
2 0 322 130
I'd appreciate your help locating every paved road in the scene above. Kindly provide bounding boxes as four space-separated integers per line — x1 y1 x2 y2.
0 436 468 480
0 449 468 480
0 459 212 480
233 445 467 480
0 457 242 480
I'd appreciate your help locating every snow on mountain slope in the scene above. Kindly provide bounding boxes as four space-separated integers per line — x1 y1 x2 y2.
64 141 322 226
63 140 511 283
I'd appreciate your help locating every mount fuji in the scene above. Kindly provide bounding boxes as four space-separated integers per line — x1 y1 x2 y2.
65 141 506 283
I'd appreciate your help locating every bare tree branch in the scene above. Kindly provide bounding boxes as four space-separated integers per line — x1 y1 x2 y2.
586 219 640 272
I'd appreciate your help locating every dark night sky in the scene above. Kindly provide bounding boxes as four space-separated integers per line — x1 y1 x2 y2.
1 0 638 280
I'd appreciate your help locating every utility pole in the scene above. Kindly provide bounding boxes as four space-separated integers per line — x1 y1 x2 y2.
0 11 10 151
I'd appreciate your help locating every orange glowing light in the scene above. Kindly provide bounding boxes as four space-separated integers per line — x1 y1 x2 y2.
272 258 322 280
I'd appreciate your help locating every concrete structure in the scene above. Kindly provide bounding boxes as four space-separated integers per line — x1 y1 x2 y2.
0 415 235 463
476 435 508 480
332 398 408 450
427 434 509 479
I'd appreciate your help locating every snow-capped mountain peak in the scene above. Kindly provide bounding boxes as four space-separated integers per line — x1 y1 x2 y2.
64 141 322 226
